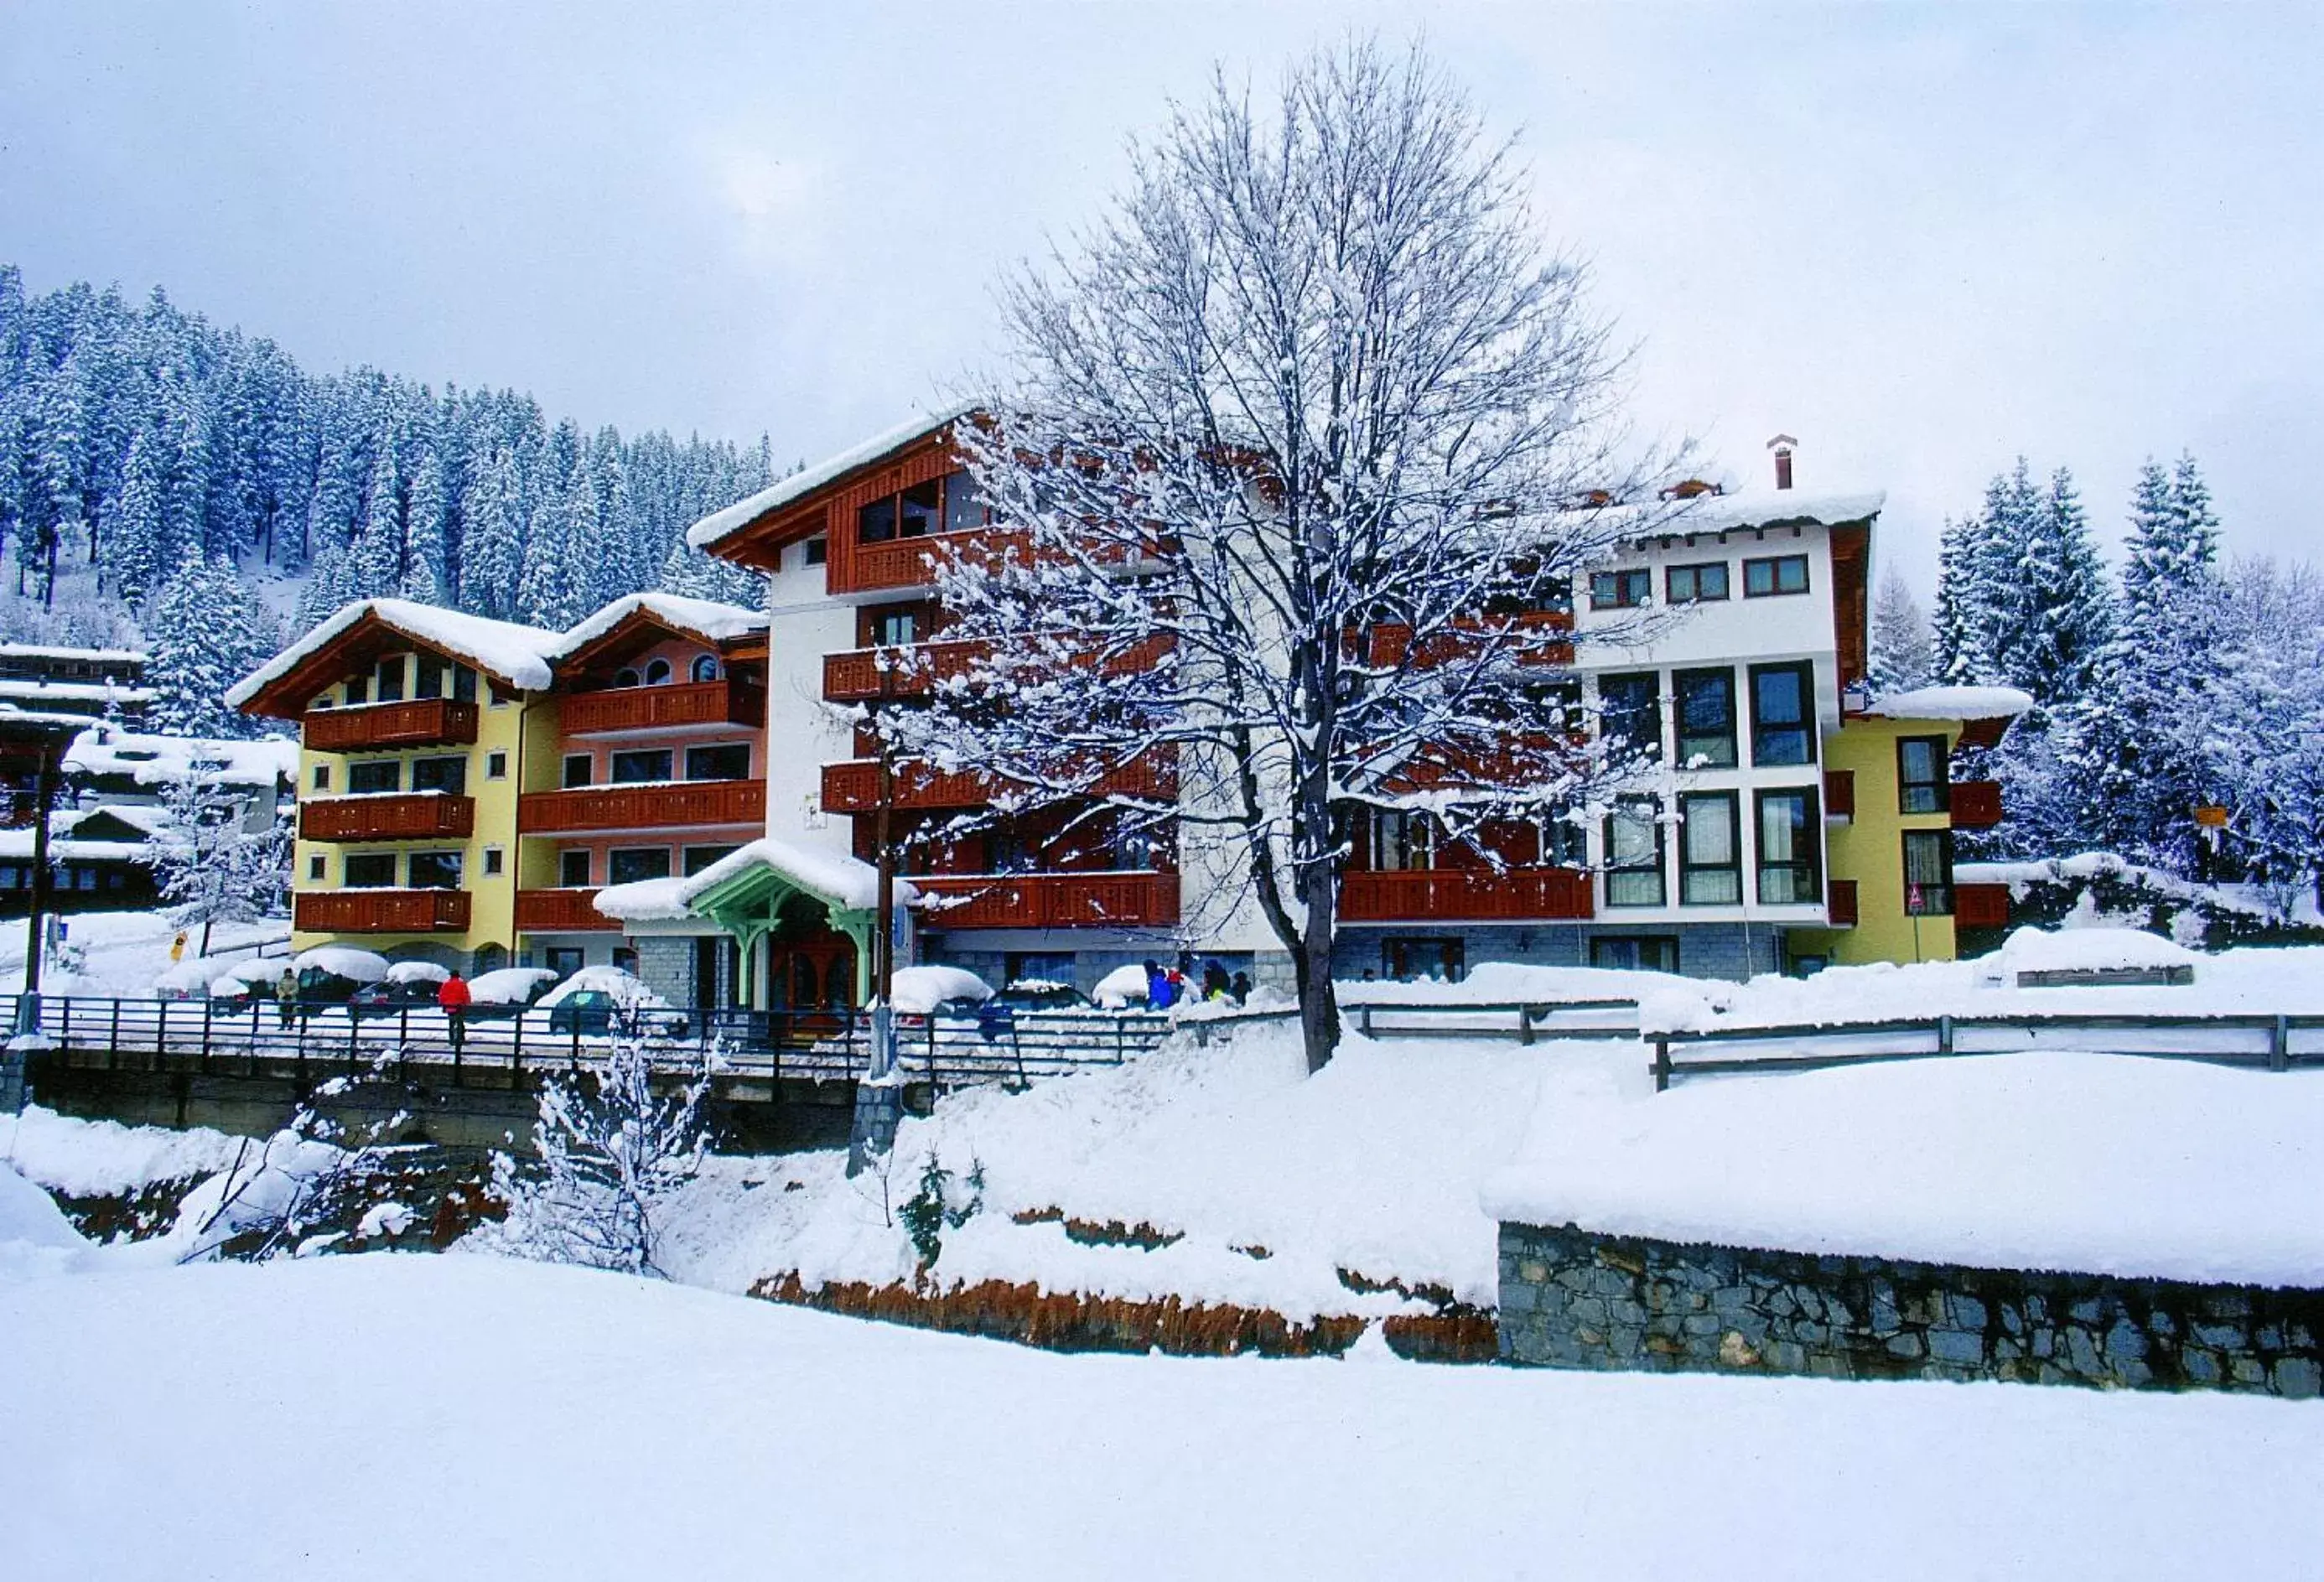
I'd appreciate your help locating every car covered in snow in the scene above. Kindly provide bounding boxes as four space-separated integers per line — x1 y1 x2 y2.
460 967 561 1021
988 978 1092 1013
347 962 453 1021
291 946 392 1008
536 966 686 1039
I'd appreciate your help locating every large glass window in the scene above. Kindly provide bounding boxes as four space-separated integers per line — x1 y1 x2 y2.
374 656 406 703
562 753 593 789
342 676 369 707
610 750 674 784
1750 662 1817 767
609 848 673 884
411 755 467 795
683 844 740 877
1898 735 1950 814
1368 810 1437 872
343 853 397 888
1756 789 1823 905
1590 568 1652 609
1598 672 1662 763
347 760 400 795
415 654 446 700
858 495 898 544
900 479 941 537
685 744 752 782
872 607 920 646
1666 562 1730 603
1605 797 1666 907
942 470 987 534
1673 668 1737 769
451 664 477 703
407 850 463 890
1743 554 1810 596
1904 829 1955 915
559 849 592 888
1382 936 1465 983
1678 791 1741 905
1590 936 1679 973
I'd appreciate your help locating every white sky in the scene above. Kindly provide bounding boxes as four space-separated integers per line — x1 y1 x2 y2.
3 2 2318 591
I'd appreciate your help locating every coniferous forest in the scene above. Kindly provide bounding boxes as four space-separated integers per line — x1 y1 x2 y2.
0 264 772 733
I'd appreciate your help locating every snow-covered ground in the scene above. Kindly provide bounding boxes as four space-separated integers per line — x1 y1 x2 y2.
0 905 288 998
1 1253 2317 1581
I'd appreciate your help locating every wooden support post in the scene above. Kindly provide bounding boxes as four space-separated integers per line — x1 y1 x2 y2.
1937 1014 1954 1057
1517 1005 1535 1047
108 998 121 1071
155 999 168 1073
1359 1004 1373 1037
200 998 213 1075
1652 1038 1671 1092
2270 1014 2290 1073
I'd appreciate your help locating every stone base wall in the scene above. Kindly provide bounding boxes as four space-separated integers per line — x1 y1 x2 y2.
1499 1220 2322 1398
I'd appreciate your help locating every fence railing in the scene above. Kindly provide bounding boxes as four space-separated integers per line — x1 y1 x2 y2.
1649 1011 2324 1090
1182 997 1642 1047
3 994 1173 1092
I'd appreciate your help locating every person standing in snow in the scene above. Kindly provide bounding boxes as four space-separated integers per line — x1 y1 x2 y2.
1230 971 1252 1006
438 969 471 1052
274 967 298 1028
1143 959 1175 1010
1201 962 1229 1002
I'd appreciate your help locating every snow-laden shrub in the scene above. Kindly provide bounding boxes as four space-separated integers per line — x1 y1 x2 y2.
896 1150 984 1269
169 1071 404 1262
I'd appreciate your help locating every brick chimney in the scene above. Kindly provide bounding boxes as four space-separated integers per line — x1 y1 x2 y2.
1766 434 1797 490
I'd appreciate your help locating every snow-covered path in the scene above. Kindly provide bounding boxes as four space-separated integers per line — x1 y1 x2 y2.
3 1254 2316 1580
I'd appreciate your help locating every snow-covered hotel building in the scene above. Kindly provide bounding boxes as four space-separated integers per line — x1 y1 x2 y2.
241 418 2024 1008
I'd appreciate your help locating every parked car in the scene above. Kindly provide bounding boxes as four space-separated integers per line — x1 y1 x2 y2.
536 966 687 1039
290 946 392 1009
989 978 1092 1013
346 978 446 1021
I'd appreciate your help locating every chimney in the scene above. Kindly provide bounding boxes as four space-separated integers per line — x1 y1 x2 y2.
1766 434 1797 490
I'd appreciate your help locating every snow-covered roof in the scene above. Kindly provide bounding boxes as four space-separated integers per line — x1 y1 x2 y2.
0 643 147 664
0 831 148 863
887 963 993 1014
546 593 766 661
0 680 156 706
1657 486 1886 534
0 701 116 734
685 405 977 552
677 836 900 914
64 725 297 787
591 876 693 923
1864 684 2035 722
226 599 563 708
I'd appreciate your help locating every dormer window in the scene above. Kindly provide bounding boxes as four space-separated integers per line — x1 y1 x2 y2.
691 655 720 683
644 658 673 686
859 470 984 544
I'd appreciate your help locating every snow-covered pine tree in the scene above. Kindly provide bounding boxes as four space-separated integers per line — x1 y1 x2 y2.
146 550 280 738
400 441 448 601
893 40 1677 1073
1868 567 1933 694
455 442 523 618
148 773 292 954
100 423 170 608
1933 514 1995 685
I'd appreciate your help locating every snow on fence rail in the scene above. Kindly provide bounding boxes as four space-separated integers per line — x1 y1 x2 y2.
1650 1012 2324 1090
1180 997 1642 1047
1 994 1173 1090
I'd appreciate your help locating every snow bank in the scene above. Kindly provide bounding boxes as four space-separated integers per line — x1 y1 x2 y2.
1 1106 246 1198
536 965 668 1011
1483 1050 2324 1286
1340 961 1676 1006
2000 926 2195 974
1092 962 1153 1009
589 876 692 923
0 1161 85 1251
885 963 992 1013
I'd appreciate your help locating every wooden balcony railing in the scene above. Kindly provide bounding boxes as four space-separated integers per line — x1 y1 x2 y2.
1950 781 2004 829
1362 615 1575 671
1339 866 1595 923
821 754 1179 814
518 777 765 834
299 793 475 843
1954 882 2010 929
294 888 470 934
513 888 617 932
912 870 1180 930
558 678 765 735
1824 769 1855 822
837 528 1036 596
301 698 478 753
1826 879 1859 928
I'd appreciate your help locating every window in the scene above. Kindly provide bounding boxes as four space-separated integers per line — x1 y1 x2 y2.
685 744 751 781
610 750 673 784
1673 668 1737 769
1666 562 1730 603
546 947 584 978
562 753 593 789
1598 672 1662 762
451 665 477 703
411 755 467 795
614 668 641 688
612 947 640 977
482 847 504 878
1756 789 1823 905
1590 568 1652 609
307 854 326 883
690 655 719 683
312 765 331 791
559 849 592 888
1903 829 1954 915
1368 809 1436 872
941 469 987 534
1605 797 1667 907
683 844 740 877
1678 791 1741 905
609 848 672 884
1750 662 1817 767
802 537 827 566
1898 735 1950 815
1382 937 1464 983
375 656 406 703
489 682 516 708
344 853 397 889
485 750 508 781
986 829 1032 874
1590 936 1679 973
347 760 400 795
871 607 920 646
1536 809 1589 869
407 850 463 890
415 653 446 699
638 657 668 687
1743 554 1810 597
858 495 898 544
344 676 369 707
900 478 941 537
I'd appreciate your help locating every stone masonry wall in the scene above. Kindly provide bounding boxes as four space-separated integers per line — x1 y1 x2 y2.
1500 1220 2322 1398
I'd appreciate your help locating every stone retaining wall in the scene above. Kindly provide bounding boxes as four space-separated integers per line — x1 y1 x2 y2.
1499 1220 2321 1398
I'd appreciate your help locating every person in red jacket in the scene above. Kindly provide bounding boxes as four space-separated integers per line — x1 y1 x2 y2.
438 970 471 1052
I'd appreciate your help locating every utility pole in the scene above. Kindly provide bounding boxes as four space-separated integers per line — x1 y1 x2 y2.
20 743 59 1008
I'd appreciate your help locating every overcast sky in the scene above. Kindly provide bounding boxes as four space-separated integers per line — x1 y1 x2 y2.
3 2 2317 588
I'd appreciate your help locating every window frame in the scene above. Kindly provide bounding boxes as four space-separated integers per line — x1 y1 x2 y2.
311 765 331 791
343 852 397 890
485 750 508 781
1677 791 1743 906
1590 567 1652 610
1603 796 1668 908
1597 672 1663 764
1672 667 1738 769
1367 808 1438 873
1665 561 1730 604
306 854 327 883
610 749 675 785
1588 936 1680 973
346 760 401 796
1749 661 1818 768
562 753 593 789
406 849 464 891
1897 734 1951 816
684 743 752 782
410 755 468 796
607 847 674 885
1903 828 1956 915
1743 553 1811 598
558 848 592 889
1754 787 1824 906
482 847 505 878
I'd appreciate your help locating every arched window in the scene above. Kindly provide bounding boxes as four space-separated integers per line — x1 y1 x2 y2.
614 668 641 689
644 658 673 686
473 943 508 975
690 654 720 683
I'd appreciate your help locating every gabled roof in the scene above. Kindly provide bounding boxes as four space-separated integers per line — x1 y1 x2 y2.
686 404 977 563
546 593 767 676
229 599 562 718
65 725 297 788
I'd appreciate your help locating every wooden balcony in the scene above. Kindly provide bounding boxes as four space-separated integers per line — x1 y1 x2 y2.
1826 879 1859 928
912 870 1180 930
514 887 618 932
837 528 1035 596
294 888 470 934
558 678 765 735
1339 866 1595 923
300 793 475 843
821 754 1179 814
301 698 478 753
1954 882 2010 929
1950 781 2004 829
519 777 765 834
1362 615 1574 670
822 635 1173 703
1824 769 1855 822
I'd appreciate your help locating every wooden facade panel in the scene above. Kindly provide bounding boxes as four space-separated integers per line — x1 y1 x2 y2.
517 778 765 834
1949 781 2004 829
294 888 470 933
302 698 479 753
513 888 618 932
558 679 765 735
1340 866 1595 922
822 754 1178 813
300 793 475 843
1827 878 1860 928
1953 881 2010 929
913 870 1179 930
